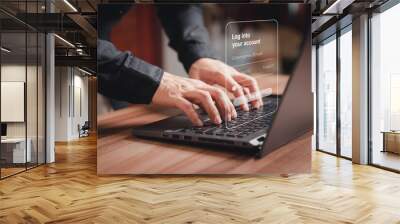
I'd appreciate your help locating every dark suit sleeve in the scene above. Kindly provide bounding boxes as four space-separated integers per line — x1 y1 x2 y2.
157 5 216 71
97 39 163 104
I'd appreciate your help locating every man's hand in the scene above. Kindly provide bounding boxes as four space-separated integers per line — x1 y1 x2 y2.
152 72 237 126
189 58 263 111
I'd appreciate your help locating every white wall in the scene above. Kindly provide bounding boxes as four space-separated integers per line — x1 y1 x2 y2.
1 63 46 163
1 65 26 137
1 65 41 138
72 73 89 138
55 67 69 141
1 65 27 144
55 67 89 141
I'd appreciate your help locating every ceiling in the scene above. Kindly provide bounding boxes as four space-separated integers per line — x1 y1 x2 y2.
0 0 392 72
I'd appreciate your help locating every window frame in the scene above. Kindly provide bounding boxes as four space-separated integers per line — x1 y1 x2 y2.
315 23 353 160
0 0 48 180
367 0 400 173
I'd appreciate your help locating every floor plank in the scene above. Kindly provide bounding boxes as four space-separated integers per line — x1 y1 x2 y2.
0 135 399 224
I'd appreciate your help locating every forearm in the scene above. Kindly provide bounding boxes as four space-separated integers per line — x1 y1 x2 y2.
97 39 163 104
157 5 216 71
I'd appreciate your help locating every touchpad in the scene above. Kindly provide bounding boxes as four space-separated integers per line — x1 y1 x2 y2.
156 114 194 131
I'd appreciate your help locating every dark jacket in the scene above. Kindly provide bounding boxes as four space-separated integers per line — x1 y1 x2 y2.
97 5 215 104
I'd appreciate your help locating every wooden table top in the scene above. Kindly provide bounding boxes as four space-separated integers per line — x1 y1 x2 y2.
97 74 311 175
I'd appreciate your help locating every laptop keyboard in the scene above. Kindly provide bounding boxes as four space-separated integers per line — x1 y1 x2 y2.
177 97 278 138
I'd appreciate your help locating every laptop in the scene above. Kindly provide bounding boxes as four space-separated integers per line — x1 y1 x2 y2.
133 43 312 158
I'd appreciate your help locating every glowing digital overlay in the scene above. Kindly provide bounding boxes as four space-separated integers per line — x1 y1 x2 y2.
224 20 279 129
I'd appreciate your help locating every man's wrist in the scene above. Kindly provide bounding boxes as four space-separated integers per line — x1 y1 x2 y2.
188 58 204 78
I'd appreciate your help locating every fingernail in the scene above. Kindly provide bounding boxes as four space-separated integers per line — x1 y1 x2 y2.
197 120 203 126
232 86 237 91
215 117 222 124
233 111 237 119
224 114 229 121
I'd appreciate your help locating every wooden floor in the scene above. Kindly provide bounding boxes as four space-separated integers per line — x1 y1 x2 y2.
1 167 26 178
1 135 400 223
372 150 400 171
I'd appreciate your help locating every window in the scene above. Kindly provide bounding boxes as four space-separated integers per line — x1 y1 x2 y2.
317 36 337 155
1 29 28 178
370 3 400 171
316 24 353 159
0 1 47 179
339 28 352 158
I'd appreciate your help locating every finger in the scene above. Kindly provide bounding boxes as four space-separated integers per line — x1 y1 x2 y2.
203 86 236 121
206 88 232 121
225 76 249 111
175 98 203 126
243 86 260 109
235 74 263 109
246 75 263 108
243 87 251 98
184 90 222 124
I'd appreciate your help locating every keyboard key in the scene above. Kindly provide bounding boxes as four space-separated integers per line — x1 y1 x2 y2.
184 97 278 138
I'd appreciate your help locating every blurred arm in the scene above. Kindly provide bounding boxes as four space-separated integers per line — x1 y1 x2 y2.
157 5 216 71
97 39 164 104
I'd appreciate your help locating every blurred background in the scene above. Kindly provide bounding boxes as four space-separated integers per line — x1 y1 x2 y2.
97 4 309 111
